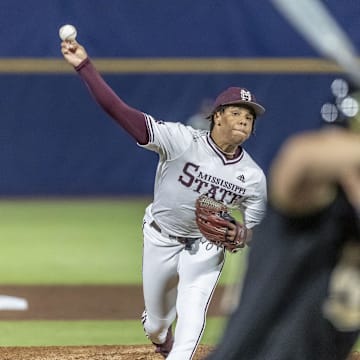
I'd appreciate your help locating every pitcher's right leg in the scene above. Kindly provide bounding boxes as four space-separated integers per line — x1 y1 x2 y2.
141 217 181 347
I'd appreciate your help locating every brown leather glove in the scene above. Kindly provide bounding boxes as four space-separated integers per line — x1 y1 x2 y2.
195 194 247 252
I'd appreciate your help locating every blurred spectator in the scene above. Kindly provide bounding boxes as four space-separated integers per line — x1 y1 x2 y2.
207 125 360 360
186 98 213 130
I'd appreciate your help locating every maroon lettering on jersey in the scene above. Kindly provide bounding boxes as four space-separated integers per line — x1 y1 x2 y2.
178 163 199 187
178 162 246 204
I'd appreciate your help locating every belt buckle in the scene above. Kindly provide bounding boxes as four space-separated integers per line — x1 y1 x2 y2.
177 237 196 250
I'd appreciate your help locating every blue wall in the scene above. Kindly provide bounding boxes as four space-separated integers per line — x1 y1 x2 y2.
0 0 358 196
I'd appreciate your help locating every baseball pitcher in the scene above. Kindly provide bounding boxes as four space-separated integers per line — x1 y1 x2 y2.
61 39 267 360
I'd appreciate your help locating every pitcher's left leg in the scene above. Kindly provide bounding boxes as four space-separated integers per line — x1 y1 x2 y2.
167 240 225 360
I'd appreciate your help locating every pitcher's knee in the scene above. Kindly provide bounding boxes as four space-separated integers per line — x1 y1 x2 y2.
141 309 171 344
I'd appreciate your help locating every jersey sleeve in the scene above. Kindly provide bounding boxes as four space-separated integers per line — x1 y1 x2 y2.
75 58 148 144
243 170 267 229
139 113 196 159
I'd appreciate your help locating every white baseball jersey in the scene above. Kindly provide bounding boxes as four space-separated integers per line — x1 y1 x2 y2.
140 114 267 236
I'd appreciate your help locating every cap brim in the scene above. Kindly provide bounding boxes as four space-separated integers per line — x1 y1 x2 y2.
222 100 266 116
206 100 266 119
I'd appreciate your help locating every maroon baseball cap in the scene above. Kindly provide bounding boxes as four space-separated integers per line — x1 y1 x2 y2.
208 87 265 117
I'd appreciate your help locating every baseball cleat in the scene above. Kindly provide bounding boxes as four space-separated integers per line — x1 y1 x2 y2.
153 326 174 358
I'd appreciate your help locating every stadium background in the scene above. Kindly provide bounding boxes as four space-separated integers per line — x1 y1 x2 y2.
0 1 359 358
1 0 358 196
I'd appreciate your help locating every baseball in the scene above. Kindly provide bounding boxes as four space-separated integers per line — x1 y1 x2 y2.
59 24 77 41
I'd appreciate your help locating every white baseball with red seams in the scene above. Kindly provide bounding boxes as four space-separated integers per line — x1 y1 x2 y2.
59 24 77 41
140 114 267 360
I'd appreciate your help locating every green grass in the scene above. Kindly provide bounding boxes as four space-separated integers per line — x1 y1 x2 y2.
0 318 226 346
0 198 251 349
0 198 147 284
3 199 357 353
0 198 246 285
1 319 358 351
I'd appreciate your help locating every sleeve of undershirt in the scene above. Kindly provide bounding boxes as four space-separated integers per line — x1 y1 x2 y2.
75 58 148 144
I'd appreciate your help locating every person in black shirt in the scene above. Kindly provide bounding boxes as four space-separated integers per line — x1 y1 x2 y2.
207 126 360 360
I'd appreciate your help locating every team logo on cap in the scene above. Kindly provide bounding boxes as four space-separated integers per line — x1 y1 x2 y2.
240 89 252 102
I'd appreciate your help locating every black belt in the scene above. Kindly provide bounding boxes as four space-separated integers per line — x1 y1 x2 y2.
150 220 199 250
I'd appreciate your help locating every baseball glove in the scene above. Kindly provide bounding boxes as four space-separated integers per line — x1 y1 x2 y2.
195 194 247 252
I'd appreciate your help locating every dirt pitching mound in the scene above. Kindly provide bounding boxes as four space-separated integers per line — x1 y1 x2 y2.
0 344 213 359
